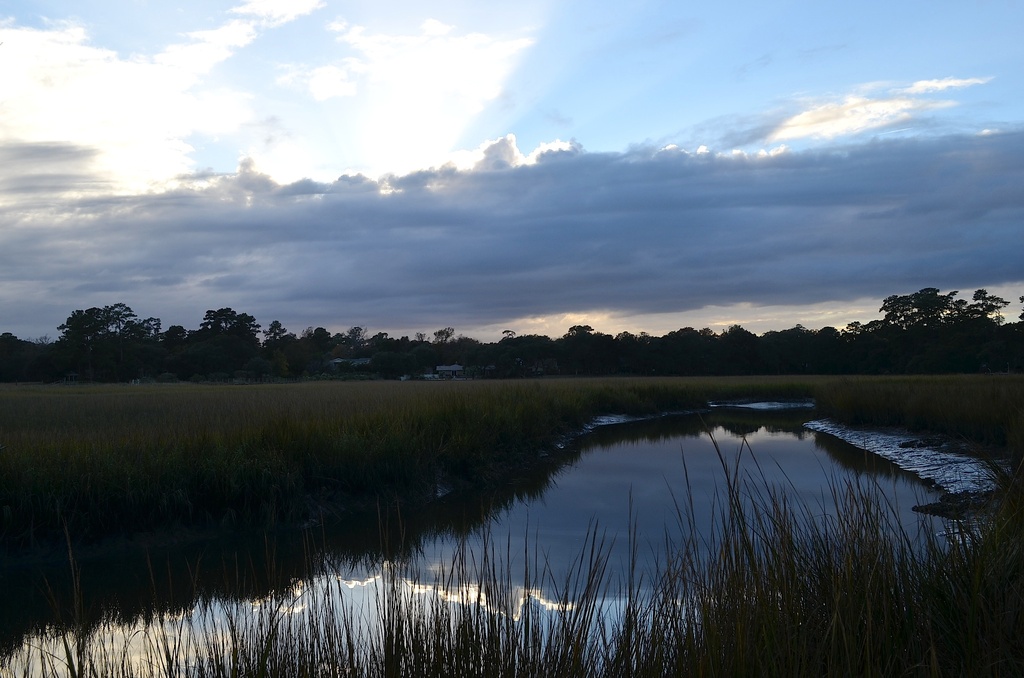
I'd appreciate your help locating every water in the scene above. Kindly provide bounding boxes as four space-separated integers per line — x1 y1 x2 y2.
428 407 935 581
0 407 942 664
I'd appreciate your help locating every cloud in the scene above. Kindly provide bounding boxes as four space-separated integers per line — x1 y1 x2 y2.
316 19 534 105
769 95 945 141
230 0 326 27
900 77 993 95
0 22 203 192
765 77 991 143
0 142 105 202
2 130 1021 340
444 134 579 171
272 19 535 175
0 6 318 194
304 65 359 100
155 20 258 74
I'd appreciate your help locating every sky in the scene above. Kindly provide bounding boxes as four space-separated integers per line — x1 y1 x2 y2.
2 0 1023 342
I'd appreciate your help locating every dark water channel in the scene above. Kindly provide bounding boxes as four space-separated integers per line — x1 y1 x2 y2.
0 406 939 657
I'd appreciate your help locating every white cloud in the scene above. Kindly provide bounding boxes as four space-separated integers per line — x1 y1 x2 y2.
305 64 359 100
771 96 913 140
0 5 323 194
767 76 992 143
266 19 535 176
900 76 992 94
326 19 533 107
420 18 455 37
445 135 577 171
230 0 326 27
756 145 788 158
298 19 535 175
155 20 258 74
770 95 951 142
0 23 215 193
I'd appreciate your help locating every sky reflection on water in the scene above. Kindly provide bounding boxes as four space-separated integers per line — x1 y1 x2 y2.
422 409 937 582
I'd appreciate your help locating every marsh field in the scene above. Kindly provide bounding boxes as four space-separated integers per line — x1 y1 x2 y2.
1 375 1023 676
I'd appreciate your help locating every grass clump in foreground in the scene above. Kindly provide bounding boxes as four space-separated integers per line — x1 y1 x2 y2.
7 436 1022 677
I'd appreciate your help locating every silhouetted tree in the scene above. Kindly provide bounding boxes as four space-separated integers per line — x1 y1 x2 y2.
8 285 1024 383
56 303 162 381
718 325 761 375
433 327 455 344
371 351 414 379
263 320 296 351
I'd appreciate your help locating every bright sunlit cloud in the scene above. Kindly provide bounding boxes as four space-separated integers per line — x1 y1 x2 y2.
297 18 535 175
768 77 994 143
443 134 578 171
0 3 322 193
770 96 925 140
0 23 222 194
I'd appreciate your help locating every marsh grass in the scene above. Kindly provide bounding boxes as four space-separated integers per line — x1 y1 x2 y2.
5 432 1022 677
813 375 1024 453
2 375 1021 552
0 378 816 551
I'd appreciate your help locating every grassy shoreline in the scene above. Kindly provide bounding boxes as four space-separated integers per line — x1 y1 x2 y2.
1 376 1021 556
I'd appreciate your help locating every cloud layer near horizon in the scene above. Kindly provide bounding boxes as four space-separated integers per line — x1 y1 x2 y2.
2 131 1022 340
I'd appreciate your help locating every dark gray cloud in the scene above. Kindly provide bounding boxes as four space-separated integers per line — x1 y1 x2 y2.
2 131 1022 339
0 142 109 198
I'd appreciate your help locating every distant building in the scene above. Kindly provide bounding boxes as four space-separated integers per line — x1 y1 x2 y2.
435 364 464 379
330 357 371 369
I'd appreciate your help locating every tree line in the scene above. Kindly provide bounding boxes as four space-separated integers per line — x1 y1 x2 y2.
1 288 1023 383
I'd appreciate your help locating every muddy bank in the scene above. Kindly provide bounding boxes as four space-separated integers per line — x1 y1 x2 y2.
804 418 1008 518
